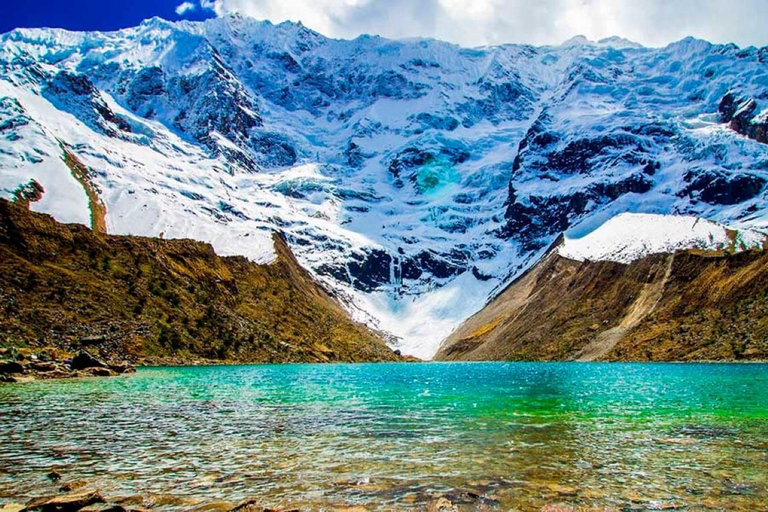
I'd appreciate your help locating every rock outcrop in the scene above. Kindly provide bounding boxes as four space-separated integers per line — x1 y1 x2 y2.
719 91 768 145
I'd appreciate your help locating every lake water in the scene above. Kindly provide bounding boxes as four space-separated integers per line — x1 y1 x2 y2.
1 363 767 511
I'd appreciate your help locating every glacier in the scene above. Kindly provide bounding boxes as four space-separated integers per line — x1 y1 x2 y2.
1 15 767 359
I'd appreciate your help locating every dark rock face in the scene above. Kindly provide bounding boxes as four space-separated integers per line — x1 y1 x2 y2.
404 250 467 280
372 70 419 99
43 71 131 136
125 66 166 115
718 91 741 122
497 103 671 250
458 75 537 127
719 92 768 144
171 65 262 146
120 56 266 168
345 141 364 167
316 247 468 293
316 248 394 292
512 127 648 177
0 97 31 134
681 170 767 205
543 134 646 175
23 490 104 512
412 113 459 132
347 249 392 292
503 173 653 250
249 132 298 168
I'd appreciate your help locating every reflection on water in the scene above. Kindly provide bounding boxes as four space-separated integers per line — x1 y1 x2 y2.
1 363 767 511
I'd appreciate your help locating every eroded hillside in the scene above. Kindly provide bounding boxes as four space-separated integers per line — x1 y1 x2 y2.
437 244 768 361
0 199 399 364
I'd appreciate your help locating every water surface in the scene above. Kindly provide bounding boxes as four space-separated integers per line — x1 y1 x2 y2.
1 363 767 511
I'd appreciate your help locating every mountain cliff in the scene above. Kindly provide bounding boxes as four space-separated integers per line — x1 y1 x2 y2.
0 199 398 364
1 17 768 357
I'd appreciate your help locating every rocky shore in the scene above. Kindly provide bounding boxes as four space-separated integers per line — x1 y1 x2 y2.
0 348 135 383
0 491 623 512
0 487 466 512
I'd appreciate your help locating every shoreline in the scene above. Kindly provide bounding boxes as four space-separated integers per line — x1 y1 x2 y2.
0 477 467 512
0 478 625 512
4 355 768 384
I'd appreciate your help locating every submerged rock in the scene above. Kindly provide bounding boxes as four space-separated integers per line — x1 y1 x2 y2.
108 363 136 374
226 500 299 512
426 498 457 512
58 480 89 493
23 490 104 512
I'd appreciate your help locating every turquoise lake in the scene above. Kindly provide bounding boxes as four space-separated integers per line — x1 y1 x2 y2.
1 362 767 511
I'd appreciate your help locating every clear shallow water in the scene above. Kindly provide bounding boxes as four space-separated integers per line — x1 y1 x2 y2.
1 363 767 511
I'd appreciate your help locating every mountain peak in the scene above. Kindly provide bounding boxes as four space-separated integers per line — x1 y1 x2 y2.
559 34 643 49
596 35 643 49
560 35 592 47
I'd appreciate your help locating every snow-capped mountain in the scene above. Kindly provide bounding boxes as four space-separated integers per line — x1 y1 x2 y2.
1 15 767 359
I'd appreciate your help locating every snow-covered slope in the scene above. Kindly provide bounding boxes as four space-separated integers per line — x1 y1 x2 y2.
559 213 764 264
1 17 768 358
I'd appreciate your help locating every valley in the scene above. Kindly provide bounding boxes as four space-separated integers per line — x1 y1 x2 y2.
1 18 767 358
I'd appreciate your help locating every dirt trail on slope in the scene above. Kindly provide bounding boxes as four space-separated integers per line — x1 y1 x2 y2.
572 254 675 361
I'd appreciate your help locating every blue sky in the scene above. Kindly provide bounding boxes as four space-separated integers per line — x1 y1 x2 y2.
2 0 767 48
1 0 214 33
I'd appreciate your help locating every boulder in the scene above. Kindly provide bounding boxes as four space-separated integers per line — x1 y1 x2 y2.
86 367 117 378
23 490 104 512
0 360 25 374
30 362 58 373
0 504 25 512
69 351 108 371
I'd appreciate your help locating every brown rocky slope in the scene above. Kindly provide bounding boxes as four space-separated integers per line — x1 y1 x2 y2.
436 244 768 362
0 199 399 365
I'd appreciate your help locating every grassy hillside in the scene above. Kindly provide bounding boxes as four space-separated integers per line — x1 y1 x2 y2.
437 246 768 362
0 199 399 364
